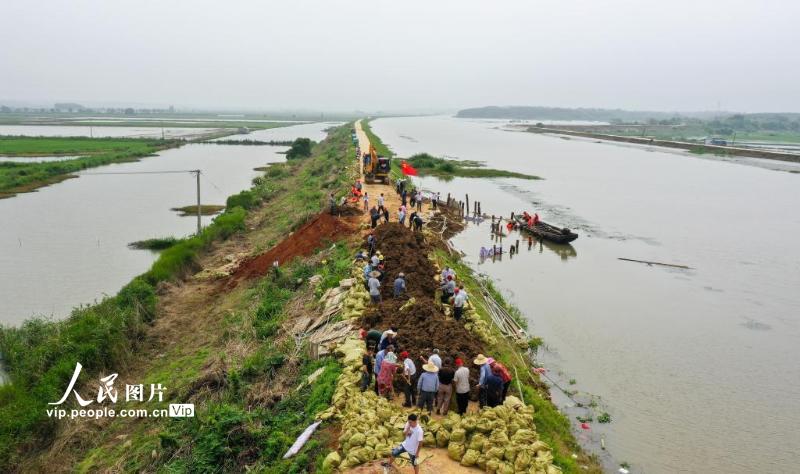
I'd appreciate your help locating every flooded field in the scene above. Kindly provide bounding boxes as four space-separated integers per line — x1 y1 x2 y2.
372 116 800 473
0 125 219 139
0 122 331 325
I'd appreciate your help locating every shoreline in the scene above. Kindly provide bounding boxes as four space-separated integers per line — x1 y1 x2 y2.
523 125 800 163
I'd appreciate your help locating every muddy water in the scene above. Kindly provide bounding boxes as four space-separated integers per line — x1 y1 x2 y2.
0 122 333 325
372 116 800 474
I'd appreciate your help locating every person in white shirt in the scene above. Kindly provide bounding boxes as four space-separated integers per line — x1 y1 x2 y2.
453 358 471 415
384 414 424 473
401 351 417 407
453 286 468 321
377 193 385 210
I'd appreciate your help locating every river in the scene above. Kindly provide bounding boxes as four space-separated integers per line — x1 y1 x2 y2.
0 122 336 325
372 116 800 473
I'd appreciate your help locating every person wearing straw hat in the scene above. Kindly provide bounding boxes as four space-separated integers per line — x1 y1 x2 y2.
416 362 439 414
368 271 381 304
474 354 492 408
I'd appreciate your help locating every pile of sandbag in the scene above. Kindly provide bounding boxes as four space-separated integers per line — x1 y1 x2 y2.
320 340 561 473
430 397 561 474
462 305 498 346
317 337 418 469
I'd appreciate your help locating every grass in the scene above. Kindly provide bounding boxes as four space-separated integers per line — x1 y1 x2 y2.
402 152 540 180
128 237 180 250
171 204 226 216
0 136 181 197
204 139 294 146
689 145 729 156
0 136 165 156
360 119 393 157
0 123 357 470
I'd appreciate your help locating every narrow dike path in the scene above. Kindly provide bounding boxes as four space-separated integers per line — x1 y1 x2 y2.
315 122 601 473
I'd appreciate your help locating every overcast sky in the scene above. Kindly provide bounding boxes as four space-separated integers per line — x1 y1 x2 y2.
1 0 798 113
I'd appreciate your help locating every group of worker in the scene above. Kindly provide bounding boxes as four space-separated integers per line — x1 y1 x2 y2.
359 328 515 414
439 266 469 321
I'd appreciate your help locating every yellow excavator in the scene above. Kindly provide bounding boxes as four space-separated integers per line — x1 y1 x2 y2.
363 144 391 184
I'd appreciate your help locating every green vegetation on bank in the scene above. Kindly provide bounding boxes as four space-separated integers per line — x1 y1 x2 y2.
360 119 393 157
285 137 314 160
0 124 357 470
0 136 180 198
401 152 540 180
204 139 295 146
128 237 180 250
170 204 226 216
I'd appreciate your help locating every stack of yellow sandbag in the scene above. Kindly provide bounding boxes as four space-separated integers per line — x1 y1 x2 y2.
462 306 497 345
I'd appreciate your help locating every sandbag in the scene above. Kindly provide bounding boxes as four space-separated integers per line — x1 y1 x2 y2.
461 417 478 432
475 417 494 433
450 427 467 443
546 465 563 474
468 433 487 452
503 395 524 409
530 440 551 454
489 429 509 445
447 442 466 461
514 449 534 471
504 445 518 463
349 432 366 447
511 429 537 445
423 431 435 446
460 448 480 467
322 451 341 470
485 446 505 460
436 429 450 448
486 458 501 473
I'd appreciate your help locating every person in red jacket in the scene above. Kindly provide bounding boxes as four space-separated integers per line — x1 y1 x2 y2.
490 359 513 402
532 213 540 226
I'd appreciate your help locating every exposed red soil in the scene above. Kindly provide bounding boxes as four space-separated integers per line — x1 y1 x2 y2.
229 212 353 284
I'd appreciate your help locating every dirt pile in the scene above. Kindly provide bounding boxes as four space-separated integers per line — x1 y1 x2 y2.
361 223 485 387
230 212 352 284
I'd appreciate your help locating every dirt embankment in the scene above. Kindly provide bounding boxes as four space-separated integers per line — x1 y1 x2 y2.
229 213 353 284
360 223 485 389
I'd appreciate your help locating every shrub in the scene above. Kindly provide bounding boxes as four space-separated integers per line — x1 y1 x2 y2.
286 138 314 160
117 277 157 322
226 190 256 210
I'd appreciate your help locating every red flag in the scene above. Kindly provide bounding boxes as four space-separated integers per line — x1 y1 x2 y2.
401 161 418 176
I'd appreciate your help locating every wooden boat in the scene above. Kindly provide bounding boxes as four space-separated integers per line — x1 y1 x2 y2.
514 215 579 244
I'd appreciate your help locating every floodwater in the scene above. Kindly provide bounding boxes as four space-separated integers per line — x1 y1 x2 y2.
0 122 332 325
372 116 800 474
216 121 340 142
0 156 81 163
0 125 219 139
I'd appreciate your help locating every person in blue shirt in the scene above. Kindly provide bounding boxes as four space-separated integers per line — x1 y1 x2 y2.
474 354 493 408
393 273 406 297
416 363 440 414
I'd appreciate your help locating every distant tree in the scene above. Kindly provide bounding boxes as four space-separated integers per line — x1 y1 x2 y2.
286 137 314 160
124 107 135 115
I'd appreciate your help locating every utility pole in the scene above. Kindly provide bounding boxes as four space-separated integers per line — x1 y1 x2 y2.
193 170 201 235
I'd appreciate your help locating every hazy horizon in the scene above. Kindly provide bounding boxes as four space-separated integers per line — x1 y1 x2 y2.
2 0 798 113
